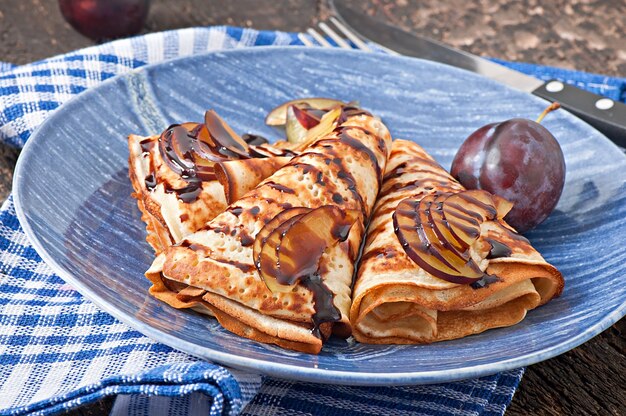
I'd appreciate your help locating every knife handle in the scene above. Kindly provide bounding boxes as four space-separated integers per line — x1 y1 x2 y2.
532 80 626 148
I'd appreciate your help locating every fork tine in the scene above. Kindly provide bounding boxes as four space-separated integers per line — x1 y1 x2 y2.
306 28 333 47
328 17 372 52
297 33 315 47
318 22 352 49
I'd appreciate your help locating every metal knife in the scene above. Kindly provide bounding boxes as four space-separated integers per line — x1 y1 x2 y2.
331 0 626 147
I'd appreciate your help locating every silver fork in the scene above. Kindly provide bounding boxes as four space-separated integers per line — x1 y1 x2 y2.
299 17 374 52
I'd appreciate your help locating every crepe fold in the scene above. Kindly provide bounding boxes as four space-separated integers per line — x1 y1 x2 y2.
146 112 392 353
350 139 564 344
128 133 293 254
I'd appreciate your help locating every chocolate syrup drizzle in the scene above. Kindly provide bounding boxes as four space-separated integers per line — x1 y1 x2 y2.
386 157 512 289
154 124 218 203
143 115 294 204
268 212 352 338
176 107 382 339
485 238 513 259
241 133 269 146
265 181 296 194
140 138 158 191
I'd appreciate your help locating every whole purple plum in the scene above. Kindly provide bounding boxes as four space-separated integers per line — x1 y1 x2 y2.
59 0 150 41
450 103 565 233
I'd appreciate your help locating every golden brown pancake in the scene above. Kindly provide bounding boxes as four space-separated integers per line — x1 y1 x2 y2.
128 133 294 254
350 139 564 344
146 110 392 353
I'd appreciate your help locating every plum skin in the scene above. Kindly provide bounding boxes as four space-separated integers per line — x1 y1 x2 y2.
59 0 150 41
451 118 565 233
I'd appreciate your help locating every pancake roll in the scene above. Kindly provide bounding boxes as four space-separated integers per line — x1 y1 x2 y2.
128 110 296 254
146 107 392 353
350 139 564 344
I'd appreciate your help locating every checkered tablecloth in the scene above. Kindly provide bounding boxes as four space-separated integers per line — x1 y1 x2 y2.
1 26 624 416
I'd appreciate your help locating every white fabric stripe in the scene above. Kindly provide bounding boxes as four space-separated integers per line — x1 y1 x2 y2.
119 350 150 376
178 29 196 57
207 28 228 51
0 363 34 407
112 37 138 69
30 361 73 403
77 355 118 387
0 252 53 276
239 29 258 49
146 32 165 64
83 51 103 85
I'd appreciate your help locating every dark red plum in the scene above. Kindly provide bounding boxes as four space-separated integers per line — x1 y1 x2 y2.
59 0 150 41
451 104 565 233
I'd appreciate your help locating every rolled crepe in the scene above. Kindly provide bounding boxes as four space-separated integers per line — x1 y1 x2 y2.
146 111 392 353
128 133 294 254
350 139 564 344
215 156 292 204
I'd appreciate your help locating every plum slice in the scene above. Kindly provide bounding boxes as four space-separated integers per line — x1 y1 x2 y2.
253 208 311 269
158 125 197 177
285 105 311 144
394 196 482 284
394 190 509 285
442 190 496 247
276 206 358 284
203 110 250 159
292 105 323 129
292 107 342 151
429 193 465 252
254 206 357 293
253 208 311 293
256 211 310 293
265 98 346 126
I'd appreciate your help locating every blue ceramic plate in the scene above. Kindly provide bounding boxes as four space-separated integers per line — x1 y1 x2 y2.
14 47 626 385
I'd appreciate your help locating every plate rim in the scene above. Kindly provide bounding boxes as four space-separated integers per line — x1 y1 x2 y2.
12 45 626 385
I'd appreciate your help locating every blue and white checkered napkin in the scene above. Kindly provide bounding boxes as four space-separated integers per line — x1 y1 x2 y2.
1 26 624 416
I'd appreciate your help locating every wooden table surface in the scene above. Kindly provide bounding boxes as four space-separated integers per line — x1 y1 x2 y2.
1 1 624 415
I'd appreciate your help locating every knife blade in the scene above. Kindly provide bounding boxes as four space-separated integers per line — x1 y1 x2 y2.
331 0 626 147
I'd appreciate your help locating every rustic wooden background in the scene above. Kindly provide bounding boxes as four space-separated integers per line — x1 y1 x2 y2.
0 1 624 415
